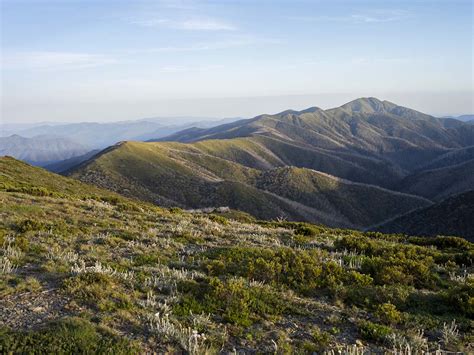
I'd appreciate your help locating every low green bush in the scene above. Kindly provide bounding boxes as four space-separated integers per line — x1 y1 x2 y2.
358 320 392 343
174 277 289 327
16 218 46 233
116 202 142 212
204 247 324 293
293 223 320 237
445 282 474 317
310 327 331 351
169 207 184 214
0 182 59 197
409 236 472 251
361 254 435 288
344 284 411 310
133 253 161 266
63 273 114 304
0 317 138 353
375 302 402 325
208 214 229 225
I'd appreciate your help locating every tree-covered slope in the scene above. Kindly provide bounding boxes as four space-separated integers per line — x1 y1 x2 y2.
415 146 474 171
0 157 472 353
397 159 474 201
377 190 474 241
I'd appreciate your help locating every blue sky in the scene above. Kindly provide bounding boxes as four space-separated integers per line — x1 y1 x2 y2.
1 0 473 122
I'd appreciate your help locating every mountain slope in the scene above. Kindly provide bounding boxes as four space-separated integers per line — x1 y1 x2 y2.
377 191 474 241
0 156 123 198
157 97 473 173
44 149 101 173
450 114 474 123
153 133 404 189
255 167 431 228
0 134 90 166
415 146 474 171
397 159 474 201
68 141 430 229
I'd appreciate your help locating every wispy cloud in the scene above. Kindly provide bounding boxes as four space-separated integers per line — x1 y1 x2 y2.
146 36 281 53
159 64 224 73
131 17 236 31
157 0 196 10
351 10 410 23
281 56 413 70
290 10 411 24
350 56 412 64
175 18 236 30
2 51 116 71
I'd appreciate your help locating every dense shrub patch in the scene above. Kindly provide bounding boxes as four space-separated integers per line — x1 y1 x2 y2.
174 277 290 327
0 318 138 353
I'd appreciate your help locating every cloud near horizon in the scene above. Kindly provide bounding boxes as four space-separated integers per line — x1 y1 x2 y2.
2 51 117 71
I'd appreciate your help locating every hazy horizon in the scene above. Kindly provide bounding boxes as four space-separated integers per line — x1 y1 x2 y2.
1 0 473 124
2 92 473 125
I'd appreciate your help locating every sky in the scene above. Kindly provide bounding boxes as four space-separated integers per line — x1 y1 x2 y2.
1 0 473 123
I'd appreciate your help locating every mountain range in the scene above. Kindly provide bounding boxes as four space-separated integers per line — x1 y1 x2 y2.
67 98 474 236
0 134 91 166
444 114 474 123
2 98 472 238
2 117 240 149
0 117 241 170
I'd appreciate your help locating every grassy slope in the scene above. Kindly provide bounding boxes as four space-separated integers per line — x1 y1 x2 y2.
0 157 473 353
0 156 120 199
68 141 430 229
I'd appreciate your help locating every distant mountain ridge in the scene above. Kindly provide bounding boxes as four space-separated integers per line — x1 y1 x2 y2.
443 114 474 123
0 117 242 171
44 149 101 173
0 134 90 166
3 117 241 149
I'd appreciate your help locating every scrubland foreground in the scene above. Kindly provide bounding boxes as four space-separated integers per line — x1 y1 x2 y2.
0 157 472 353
